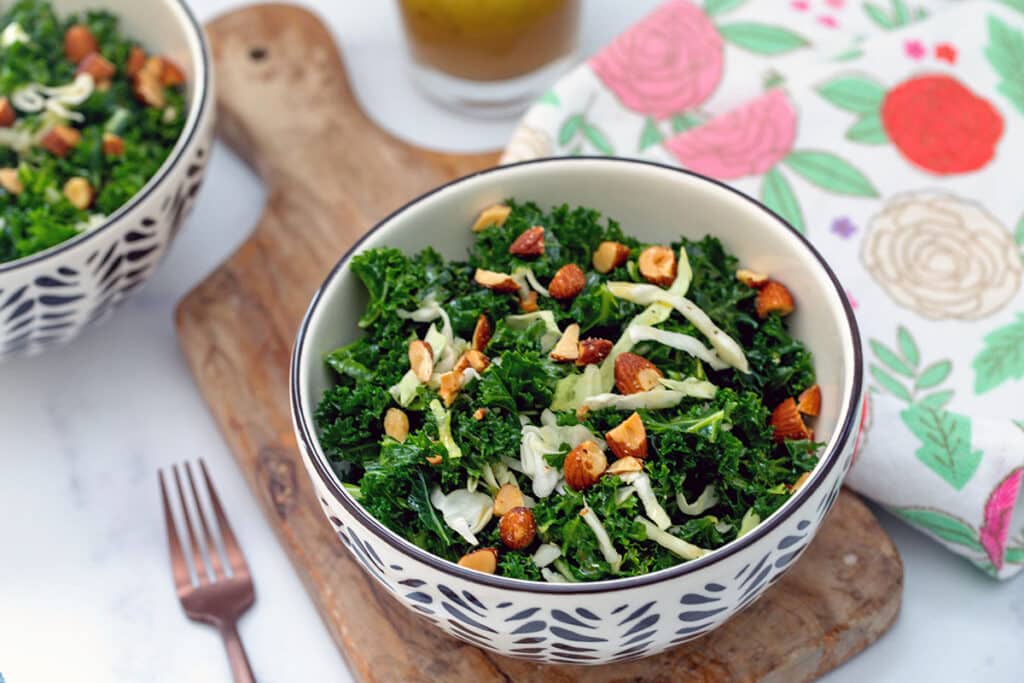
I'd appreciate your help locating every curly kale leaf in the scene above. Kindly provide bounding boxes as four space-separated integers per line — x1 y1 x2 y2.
477 350 565 412
315 381 391 464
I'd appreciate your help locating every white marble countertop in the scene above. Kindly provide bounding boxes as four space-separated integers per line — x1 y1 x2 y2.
1 1 1022 681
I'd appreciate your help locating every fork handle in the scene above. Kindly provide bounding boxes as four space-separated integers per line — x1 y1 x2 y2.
219 620 256 683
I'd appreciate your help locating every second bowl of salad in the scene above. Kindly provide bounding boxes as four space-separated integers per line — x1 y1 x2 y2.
291 157 863 664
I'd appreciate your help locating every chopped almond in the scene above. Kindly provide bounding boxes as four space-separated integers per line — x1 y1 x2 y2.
592 241 630 274
64 25 98 64
474 268 519 293
439 371 462 407
40 125 81 158
77 52 116 82
458 548 498 573
472 314 492 351
770 397 812 442
425 454 443 466
797 384 821 417
606 456 644 476
141 56 165 80
133 73 165 108
736 269 769 289
499 507 536 550
638 246 676 287
454 349 489 373
408 340 434 382
493 484 525 517
519 290 539 312
126 46 146 77
563 441 608 491
63 177 94 210
756 280 795 319
161 58 186 86
472 407 488 421
614 352 663 394
0 168 22 196
383 408 409 443
0 98 15 127
102 132 125 157
472 204 511 232
605 412 648 460
576 338 613 366
789 471 812 493
548 263 585 300
508 226 545 258
549 323 580 363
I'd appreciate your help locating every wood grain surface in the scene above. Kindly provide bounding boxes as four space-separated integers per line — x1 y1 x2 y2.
175 5 903 681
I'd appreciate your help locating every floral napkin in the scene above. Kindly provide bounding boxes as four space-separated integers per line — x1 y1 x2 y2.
503 0 1024 578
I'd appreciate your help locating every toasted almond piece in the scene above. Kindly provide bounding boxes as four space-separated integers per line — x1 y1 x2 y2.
474 268 520 293
102 132 125 156
605 412 648 460
161 57 186 86
550 323 580 362
0 168 23 196
797 384 821 416
606 456 644 476
126 45 146 77
63 177 94 210
789 471 812 493
64 25 98 64
408 340 434 382
472 204 512 232
383 408 409 443
575 405 590 421
472 315 492 351
638 246 676 287
426 454 443 466
499 507 537 550
508 226 545 258
141 56 165 80
0 98 15 127
458 548 498 573
563 441 608 491
770 397 812 442
493 483 525 517
77 52 116 82
40 125 81 158
133 73 165 108
472 407 488 421
439 370 462 407
576 338 613 367
548 263 585 300
756 280 795 319
519 290 539 312
592 241 631 274
736 268 769 289
614 352 663 395
455 349 490 373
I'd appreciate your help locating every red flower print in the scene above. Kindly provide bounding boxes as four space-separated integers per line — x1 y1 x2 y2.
881 75 1004 175
589 0 723 120
980 468 1022 571
935 43 957 64
904 40 926 59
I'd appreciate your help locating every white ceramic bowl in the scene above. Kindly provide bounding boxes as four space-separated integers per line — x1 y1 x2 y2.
291 158 863 664
0 0 213 359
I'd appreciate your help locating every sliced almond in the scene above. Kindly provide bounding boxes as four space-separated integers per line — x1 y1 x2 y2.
736 268 769 289
408 340 434 382
77 52 116 82
770 397 812 442
472 204 512 232
426 454 443 466
576 338 613 366
0 168 23 196
548 263 586 300
499 507 537 550
458 548 498 573
383 408 409 443
606 456 644 476
592 241 631 274
102 132 125 156
161 58 186 86
40 125 81 158
439 370 463 407
474 268 520 293
605 412 648 460
508 226 545 258
133 72 165 108
0 98 15 127
563 441 608 491
519 290 539 312
126 45 146 77
472 314 492 351
797 384 821 416
64 25 98 64
549 323 580 362
63 177 94 210
493 484 525 516
756 280 795 319
789 471 812 493
638 246 676 287
472 407 488 421
455 349 490 373
614 352 664 395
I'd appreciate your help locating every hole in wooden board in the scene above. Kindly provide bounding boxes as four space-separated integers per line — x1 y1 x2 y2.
249 46 268 61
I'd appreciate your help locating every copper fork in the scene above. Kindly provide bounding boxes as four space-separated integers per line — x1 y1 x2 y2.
159 461 256 683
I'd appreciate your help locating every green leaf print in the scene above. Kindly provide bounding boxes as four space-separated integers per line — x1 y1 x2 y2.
671 113 703 133
639 117 664 152
871 366 913 401
760 167 805 234
559 114 584 146
918 390 954 410
1015 213 1024 247
582 122 614 155
846 113 889 144
1006 546 1024 564
889 507 984 552
783 150 879 197
916 361 952 390
864 0 927 30
538 90 560 106
719 22 810 55
985 15 1024 115
900 404 983 490
898 326 920 368
998 0 1024 15
973 313 1024 393
870 340 915 377
703 0 748 16
817 76 887 113
832 46 865 62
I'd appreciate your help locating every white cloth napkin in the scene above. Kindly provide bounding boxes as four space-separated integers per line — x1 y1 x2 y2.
503 0 1024 578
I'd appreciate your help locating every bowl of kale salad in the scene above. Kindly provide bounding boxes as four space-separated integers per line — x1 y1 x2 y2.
291 158 863 663
0 0 212 358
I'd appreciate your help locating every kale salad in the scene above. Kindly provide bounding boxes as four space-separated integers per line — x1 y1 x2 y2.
0 0 187 263
315 201 824 582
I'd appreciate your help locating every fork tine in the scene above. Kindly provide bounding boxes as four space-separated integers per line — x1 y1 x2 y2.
199 459 250 577
185 461 226 580
173 464 209 585
159 470 192 592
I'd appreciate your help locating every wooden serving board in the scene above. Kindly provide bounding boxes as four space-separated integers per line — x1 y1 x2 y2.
176 5 903 681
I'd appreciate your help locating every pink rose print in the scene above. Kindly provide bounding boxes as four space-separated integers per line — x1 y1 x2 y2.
980 468 1023 571
665 89 798 179
590 0 723 120
904 39 926 59
818 15 839 28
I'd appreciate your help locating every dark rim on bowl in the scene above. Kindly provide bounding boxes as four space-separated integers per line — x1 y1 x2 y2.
291 156 864 594
0 0 211 274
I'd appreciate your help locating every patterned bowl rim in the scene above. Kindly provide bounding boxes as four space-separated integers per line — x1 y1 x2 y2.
291 156 864 594
0 0 212 275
